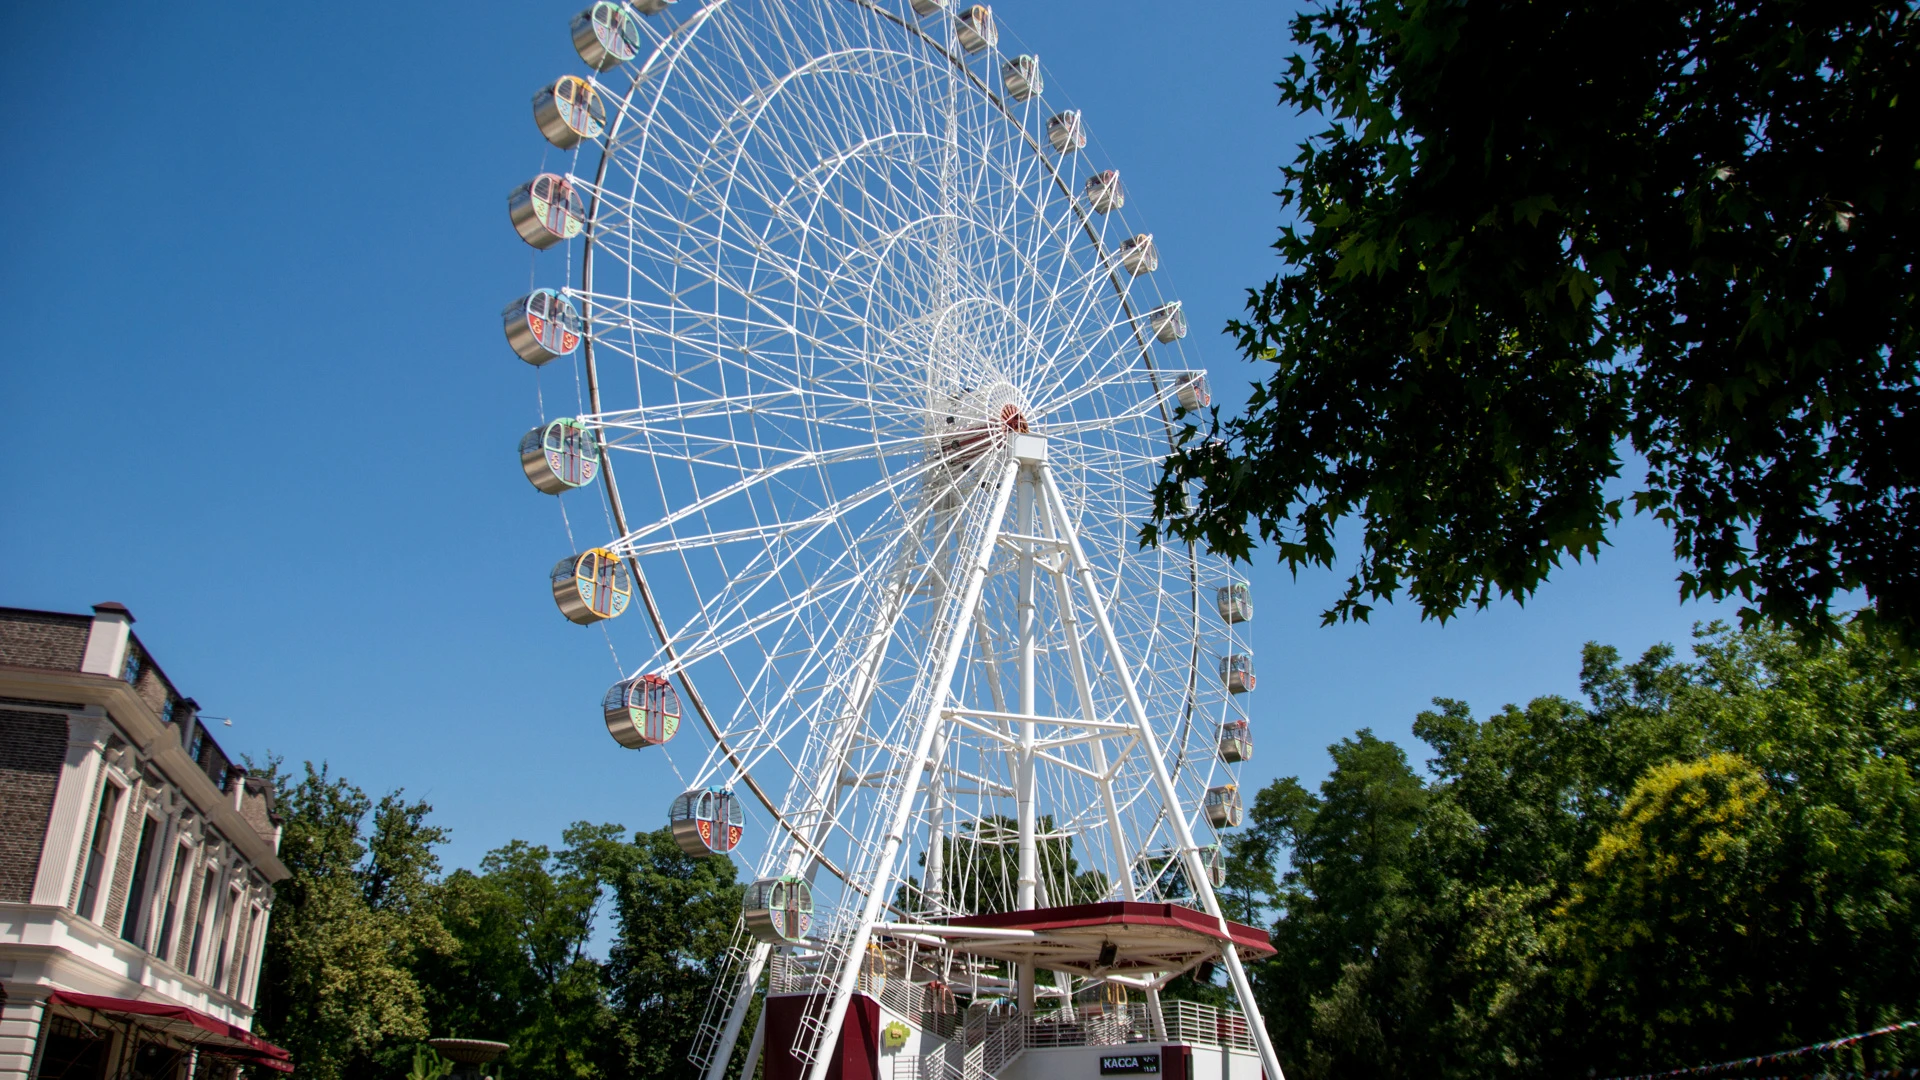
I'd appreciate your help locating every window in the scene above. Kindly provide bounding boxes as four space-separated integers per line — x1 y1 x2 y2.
33 1015 110 1080
156 841 192 961
230 905 260 997
121 646 141 685
76 784 122 922
127 1034 187 1080
188 869 218 975
119 816 160 945
212 884 241 988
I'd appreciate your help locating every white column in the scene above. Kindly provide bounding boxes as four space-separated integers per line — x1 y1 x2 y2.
0 996 45 1080
32 712 112 907
702 942 771 1080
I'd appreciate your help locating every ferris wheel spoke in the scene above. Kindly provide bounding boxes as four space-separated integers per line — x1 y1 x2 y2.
613 452 938 560
602 435 924 554
641 459 965 689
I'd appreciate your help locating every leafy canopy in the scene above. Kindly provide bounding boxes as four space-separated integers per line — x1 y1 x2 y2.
1224 618 1920 1080
1147 0 1919 642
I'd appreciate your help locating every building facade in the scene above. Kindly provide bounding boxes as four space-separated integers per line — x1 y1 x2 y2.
0 604 292 1079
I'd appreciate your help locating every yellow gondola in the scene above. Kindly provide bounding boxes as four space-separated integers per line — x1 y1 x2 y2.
532 75 607 149
954 6 996 52
1204 785 1243 829
550 548 631 624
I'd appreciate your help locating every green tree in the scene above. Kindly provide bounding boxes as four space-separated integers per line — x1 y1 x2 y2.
602 827 747 1079
419 823 628 1080
251 760 452 1080
1227 619 1920 1080
1561 753 1784 1056
1147 0 1919 643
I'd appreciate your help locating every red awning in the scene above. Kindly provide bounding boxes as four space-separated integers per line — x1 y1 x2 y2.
46 992 294 1073
908 901 1277 979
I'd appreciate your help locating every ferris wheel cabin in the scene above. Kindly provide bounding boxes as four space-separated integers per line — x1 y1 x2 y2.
744 875 813 946
1220 718 1254 764
550 548 631 624
520 418 601 494
1085 170 1124 213
509 174 586 249
1204 784 1244 829
1174 371 1210 412
955 6 997 53
1048 110 1086 153
1118 233 1157 275
1216 582 1252 624
503 289 583 365
1149 301 1188 343
670 788 744 857
603 673 680 749
1002 55 1042 101
1220 654 1254 694
570 1 645 70
533 75 607 148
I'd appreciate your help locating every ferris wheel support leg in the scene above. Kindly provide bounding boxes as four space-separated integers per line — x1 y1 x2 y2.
802 456 1023 1080
1037 465 1288 1080
1015 464 1040 1017
1041 506 1139 904
702 941 771 1080
1146 988 1169 1041
743 1006 766 1080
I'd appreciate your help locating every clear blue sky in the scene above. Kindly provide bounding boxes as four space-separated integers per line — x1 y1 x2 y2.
0 0 1732 875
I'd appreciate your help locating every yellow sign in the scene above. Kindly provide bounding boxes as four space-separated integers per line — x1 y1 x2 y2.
881 1021 909 1051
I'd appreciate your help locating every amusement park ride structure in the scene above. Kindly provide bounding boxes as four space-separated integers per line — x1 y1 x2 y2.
501 3 1282 1079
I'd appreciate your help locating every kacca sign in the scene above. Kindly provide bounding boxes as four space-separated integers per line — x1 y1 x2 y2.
1099 1053 1160 1074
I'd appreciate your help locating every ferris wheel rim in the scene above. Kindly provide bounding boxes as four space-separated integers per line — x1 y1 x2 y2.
570 0 1228 889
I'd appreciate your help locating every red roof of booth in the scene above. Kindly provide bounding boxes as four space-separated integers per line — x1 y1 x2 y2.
911 902 1274 978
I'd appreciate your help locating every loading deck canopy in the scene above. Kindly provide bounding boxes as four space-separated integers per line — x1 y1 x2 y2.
876 901 1275 980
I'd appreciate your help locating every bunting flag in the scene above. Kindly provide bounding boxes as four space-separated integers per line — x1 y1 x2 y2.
1682 1072 1920 1080
1602 1020 1920 1080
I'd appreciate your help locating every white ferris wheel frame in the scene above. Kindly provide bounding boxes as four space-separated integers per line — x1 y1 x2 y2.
518 2 1287 1079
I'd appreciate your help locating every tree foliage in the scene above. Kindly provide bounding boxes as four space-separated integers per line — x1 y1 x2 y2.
1147 0 1919 643
1228 618 1920 1080
252 761 452 1080
255 771 748 1080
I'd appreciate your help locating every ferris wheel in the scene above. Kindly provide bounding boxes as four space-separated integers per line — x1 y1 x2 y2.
503 3 1282 1080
